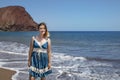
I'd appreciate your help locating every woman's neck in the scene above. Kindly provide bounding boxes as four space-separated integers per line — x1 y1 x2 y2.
38 34 44 39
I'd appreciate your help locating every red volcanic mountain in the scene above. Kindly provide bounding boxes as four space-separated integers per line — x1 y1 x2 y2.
0 6 38 31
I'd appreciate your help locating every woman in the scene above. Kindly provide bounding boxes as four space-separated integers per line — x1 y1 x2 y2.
28 22 52 80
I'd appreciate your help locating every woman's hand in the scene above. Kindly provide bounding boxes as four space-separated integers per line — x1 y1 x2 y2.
48 63 51 69
28 60 31 67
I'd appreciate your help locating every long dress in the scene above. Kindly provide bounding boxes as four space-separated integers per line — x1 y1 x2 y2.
29 36 52 78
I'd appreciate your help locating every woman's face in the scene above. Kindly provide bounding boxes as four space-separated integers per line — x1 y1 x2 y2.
39 25 46 35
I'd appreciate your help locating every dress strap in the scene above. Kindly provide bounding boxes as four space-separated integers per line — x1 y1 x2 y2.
32 36 35 40
32 36 37 41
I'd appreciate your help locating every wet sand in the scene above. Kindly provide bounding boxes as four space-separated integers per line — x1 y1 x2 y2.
0 68 16 80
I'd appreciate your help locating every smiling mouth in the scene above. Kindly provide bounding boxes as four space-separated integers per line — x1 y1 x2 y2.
41 31 45 33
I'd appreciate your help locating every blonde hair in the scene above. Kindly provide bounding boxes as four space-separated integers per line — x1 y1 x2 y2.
38 22 50 38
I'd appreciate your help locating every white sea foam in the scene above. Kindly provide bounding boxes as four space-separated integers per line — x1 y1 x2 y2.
0 41 29 54
52 52 87 61
0 50 27 56
51 52 120 80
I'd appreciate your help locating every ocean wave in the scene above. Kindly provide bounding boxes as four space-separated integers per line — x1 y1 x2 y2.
87 57 120 62
0 41 29 54
0 41 120 80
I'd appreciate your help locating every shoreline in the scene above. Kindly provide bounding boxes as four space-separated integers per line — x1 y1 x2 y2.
0 68 16 80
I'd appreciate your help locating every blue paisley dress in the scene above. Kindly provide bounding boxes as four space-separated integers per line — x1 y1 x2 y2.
29 36 52 78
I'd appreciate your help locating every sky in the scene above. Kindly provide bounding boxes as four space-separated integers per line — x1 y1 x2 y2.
0 0 120 31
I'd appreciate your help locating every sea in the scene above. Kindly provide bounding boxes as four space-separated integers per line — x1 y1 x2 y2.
0 31 120 80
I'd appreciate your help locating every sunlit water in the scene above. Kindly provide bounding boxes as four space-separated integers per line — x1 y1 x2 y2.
0 31 120 80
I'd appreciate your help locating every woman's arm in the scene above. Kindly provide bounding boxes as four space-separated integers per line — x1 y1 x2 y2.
47 38 52 69
28 37 34 66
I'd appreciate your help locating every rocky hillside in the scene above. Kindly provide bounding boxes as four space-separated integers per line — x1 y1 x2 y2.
0 6 38 31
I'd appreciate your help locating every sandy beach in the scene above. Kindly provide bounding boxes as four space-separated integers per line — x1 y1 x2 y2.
0 68 16 80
